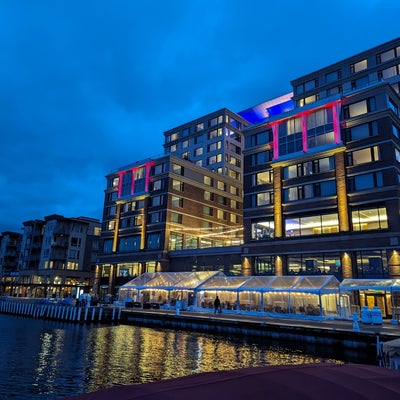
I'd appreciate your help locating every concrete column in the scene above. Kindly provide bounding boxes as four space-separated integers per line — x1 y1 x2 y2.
241 256 252 276
275 255 287 276
388 250 400 279
273 167 283 238
335 152 350 232
341 252 353 279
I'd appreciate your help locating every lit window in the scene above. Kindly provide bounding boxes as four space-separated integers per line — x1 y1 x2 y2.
351 59 367 74
351 207 388 231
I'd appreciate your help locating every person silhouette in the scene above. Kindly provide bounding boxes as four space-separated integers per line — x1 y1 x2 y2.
214 296 221 314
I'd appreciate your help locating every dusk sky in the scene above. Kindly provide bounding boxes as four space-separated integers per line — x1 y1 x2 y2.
1 0 399 233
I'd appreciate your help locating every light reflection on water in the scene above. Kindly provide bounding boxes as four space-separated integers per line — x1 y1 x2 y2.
0 314 372 399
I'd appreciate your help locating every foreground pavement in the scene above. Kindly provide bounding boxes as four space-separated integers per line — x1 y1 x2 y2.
63 363 400 400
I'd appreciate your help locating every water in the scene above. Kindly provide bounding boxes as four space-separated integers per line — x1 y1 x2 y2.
0 314 375 400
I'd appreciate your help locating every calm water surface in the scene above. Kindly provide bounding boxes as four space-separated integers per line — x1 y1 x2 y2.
0 314 375 400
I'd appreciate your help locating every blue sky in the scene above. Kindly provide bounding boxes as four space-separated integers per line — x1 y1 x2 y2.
0 0 399 232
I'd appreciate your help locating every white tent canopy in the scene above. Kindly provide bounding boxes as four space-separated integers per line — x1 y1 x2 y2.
118 272 340 318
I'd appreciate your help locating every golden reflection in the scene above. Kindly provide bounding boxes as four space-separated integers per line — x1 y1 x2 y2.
81 324 342 393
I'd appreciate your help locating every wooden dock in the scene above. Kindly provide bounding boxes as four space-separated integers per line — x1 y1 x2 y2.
0 297 121 323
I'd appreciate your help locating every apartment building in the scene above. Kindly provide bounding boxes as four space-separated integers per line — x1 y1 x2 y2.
96 153 244 297
14 215 101 298
242 38 400 300
0 231 21 294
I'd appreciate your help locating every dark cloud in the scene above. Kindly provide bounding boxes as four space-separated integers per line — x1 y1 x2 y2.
0 0 399 231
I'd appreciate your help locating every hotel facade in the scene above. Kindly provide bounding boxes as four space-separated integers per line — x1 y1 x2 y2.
242 38 400 314
96 109 248 296
98 38 400 310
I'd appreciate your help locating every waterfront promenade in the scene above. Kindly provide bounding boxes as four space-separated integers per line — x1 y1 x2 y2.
120 307 400 350
0 296 399 348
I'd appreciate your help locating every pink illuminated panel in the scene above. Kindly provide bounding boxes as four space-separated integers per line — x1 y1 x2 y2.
117 172 124 198
272 123 279 159
272 99 342 159
116 161 155 200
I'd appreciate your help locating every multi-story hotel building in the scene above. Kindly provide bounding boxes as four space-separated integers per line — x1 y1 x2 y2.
163 108 249 180
242 38 400 294
98 37 400 309
96 108 249 296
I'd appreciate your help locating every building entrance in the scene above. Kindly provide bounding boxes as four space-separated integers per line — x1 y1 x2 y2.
364 293 390 318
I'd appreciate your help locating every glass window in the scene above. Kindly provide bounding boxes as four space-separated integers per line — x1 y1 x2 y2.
170 212 182 224
345 98 375 118
149 212 163 223
346 121 378 141
182 128 190 137
351 59 367 74
250 150 273 165
393 125 399 138
349 100 367 117
152 180 162 191
167 132 179 142
251 220 275 239
217 209 226 220
255 192 273 206
351 206 388 231
326 70 340 83
288 253 342 279
203 206 213 216
152 163 167 175
204 176 213 186
151 195 163 207
172 163 184 176
217 181 226 191
119 236 141 252
278 118 303 155
356 250 388 278
208 128 222 139
172 179 184 191
103 239 113 254
348 172 383 192
107 220 115 231
306 108 334 148
252 170 273 185
381 65 398 79
254 256 275 275
208 141 221 152
110 177 119 188
320 180 337 196
169 232 183 250
171 195 183 208
349 146 379 165
285 213 339 237
196 122 204 132
396 148 400 163
204 191 213 201
378 49 395 64
147 233 161 250
120 170 133 197
194 147 203 156
230 186 240 196
304 79 316 91
247 130 271 147
194 135 203 144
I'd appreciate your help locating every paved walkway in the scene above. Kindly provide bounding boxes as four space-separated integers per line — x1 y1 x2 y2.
121 307 400 339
